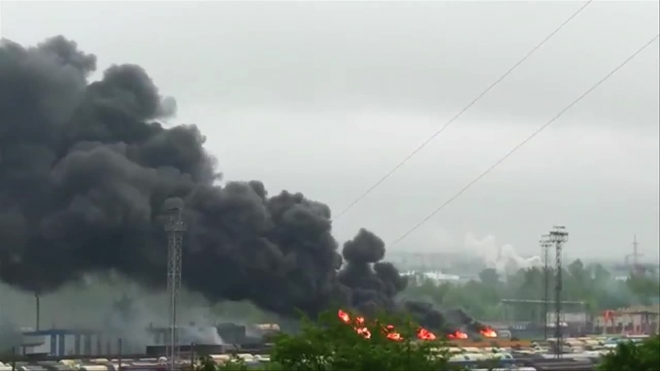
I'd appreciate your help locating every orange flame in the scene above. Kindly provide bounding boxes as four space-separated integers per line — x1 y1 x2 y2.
480 328 497 338
416 328 437 340
338 310 371 339
338 310 351 323
383 324 403 341
387 332 403 341
447 330 468 340
356 327 371 339
338 310 447 342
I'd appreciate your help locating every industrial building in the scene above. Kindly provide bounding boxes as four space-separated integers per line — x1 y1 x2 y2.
593 305 660 335
8 322 271 359
17 329 148 357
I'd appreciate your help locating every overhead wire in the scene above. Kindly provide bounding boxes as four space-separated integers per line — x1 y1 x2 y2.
389 33 660 247
333 0 594 221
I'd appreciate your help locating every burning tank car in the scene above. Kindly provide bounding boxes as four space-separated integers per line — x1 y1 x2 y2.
402 302 497 339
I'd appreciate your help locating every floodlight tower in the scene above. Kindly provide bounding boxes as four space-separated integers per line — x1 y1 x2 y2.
540 234 552 339
549 226 568 358
163 198 186 371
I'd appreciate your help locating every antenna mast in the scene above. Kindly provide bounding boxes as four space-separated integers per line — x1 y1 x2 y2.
540 234 551 339
164 198 186 371
549 226 568 358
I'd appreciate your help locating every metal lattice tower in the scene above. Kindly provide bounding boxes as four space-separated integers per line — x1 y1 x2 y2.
540 234 551 339
549 226 568 358
164 198 186 371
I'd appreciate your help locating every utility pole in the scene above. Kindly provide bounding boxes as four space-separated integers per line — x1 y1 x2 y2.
540 234 551 340
631 235 645 276
190 342 196 369
549 226 568 358
625 235 645 276
34 292 40 331
118 338 123 371
632 235 639 267
164 198 186 371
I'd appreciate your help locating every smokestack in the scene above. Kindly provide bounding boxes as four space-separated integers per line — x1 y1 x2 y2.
0 36 450 330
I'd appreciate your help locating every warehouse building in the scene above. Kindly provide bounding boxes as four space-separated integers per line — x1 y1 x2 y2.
18 329 131 356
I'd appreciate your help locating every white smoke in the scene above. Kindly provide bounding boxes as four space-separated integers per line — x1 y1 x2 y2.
463 232 543 275
180 325 224 345
0 311 22 352
0 273 231 350
178 307 225 345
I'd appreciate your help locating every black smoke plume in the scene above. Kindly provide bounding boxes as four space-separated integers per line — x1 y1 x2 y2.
0 36 456 332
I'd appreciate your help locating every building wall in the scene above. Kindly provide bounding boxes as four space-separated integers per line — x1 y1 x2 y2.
546 312 589 324
19 326 223 357
20 330 132 356
593 305 660 334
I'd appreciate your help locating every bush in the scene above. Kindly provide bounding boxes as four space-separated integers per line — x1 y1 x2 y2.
269 309 450 370
598 335 660 371
195 309 452 371
197 355 284 371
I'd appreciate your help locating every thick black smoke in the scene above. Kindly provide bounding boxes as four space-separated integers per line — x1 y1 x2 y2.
0 36 459 331
338 229 408 314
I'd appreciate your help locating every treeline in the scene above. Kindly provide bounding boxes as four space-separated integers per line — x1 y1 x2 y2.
211 259 660 323
402 259 660 321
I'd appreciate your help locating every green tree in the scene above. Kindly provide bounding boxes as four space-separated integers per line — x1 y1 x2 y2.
402 260 656 321
270 309 450 371
478 268 500 285
198 356 225 371
196 354 283 371
598 335 660 371
627 275 660 305
591 263 611 282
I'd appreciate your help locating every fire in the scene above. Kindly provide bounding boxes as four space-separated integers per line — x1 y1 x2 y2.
387 332 403 341
338 310 371 339
356 327 372 339
338 309 351 323
447 330 468 340
337 309 449 342
480 327 497 338
416 328 437 341
384 324 403 341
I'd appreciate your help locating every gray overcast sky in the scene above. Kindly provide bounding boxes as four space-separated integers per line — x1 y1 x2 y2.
1 1 658 262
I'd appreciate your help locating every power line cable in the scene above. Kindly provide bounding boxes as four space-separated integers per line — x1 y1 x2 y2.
389 33 660 247
333 0 594 221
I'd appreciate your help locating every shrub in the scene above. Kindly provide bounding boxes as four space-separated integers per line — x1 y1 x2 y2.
598 335 660 371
